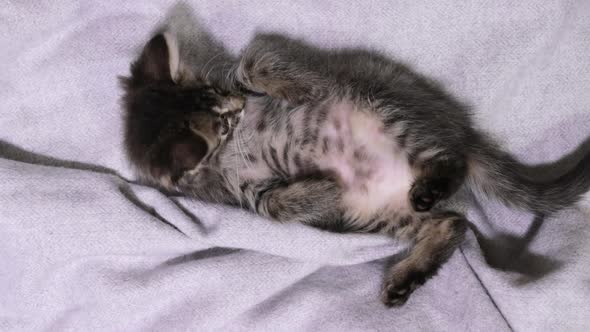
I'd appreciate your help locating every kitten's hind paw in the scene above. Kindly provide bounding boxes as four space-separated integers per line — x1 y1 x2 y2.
380 270 427 307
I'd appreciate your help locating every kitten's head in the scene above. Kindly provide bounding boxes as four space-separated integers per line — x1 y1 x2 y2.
120 33 244 189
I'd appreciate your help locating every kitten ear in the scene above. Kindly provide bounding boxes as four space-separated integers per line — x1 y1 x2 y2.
132 32 180 83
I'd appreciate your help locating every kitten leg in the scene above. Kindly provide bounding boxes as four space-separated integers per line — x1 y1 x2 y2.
236 34 332 104
252 178 343 229
410 152 467 212
381 211 467 306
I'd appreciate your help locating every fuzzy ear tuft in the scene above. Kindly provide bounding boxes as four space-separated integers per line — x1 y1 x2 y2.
131 33 180 83
163 32 181 82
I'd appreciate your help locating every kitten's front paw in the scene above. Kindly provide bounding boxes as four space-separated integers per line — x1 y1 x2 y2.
236 53 274 94
380 269 427 307
410 178 448 212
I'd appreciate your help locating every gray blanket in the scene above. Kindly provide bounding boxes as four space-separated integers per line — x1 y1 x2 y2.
1 1 589 331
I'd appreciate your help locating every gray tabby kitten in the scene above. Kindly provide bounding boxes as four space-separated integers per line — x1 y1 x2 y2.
121 32 590 306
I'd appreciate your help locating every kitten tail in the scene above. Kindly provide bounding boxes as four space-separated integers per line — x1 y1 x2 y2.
466 136 590 215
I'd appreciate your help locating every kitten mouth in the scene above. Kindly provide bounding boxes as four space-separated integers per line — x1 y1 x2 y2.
220 116 233 135
219 109 243 135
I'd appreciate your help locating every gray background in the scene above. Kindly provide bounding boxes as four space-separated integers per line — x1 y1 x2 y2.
1 1 589 331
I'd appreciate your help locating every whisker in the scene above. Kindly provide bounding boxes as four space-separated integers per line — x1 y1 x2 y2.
201 52 228 83
236 125 253 169
230 122 245 209
200 52 224 78
224 63 235 89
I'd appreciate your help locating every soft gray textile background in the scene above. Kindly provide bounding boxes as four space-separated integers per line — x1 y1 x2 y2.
1 1 589 331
